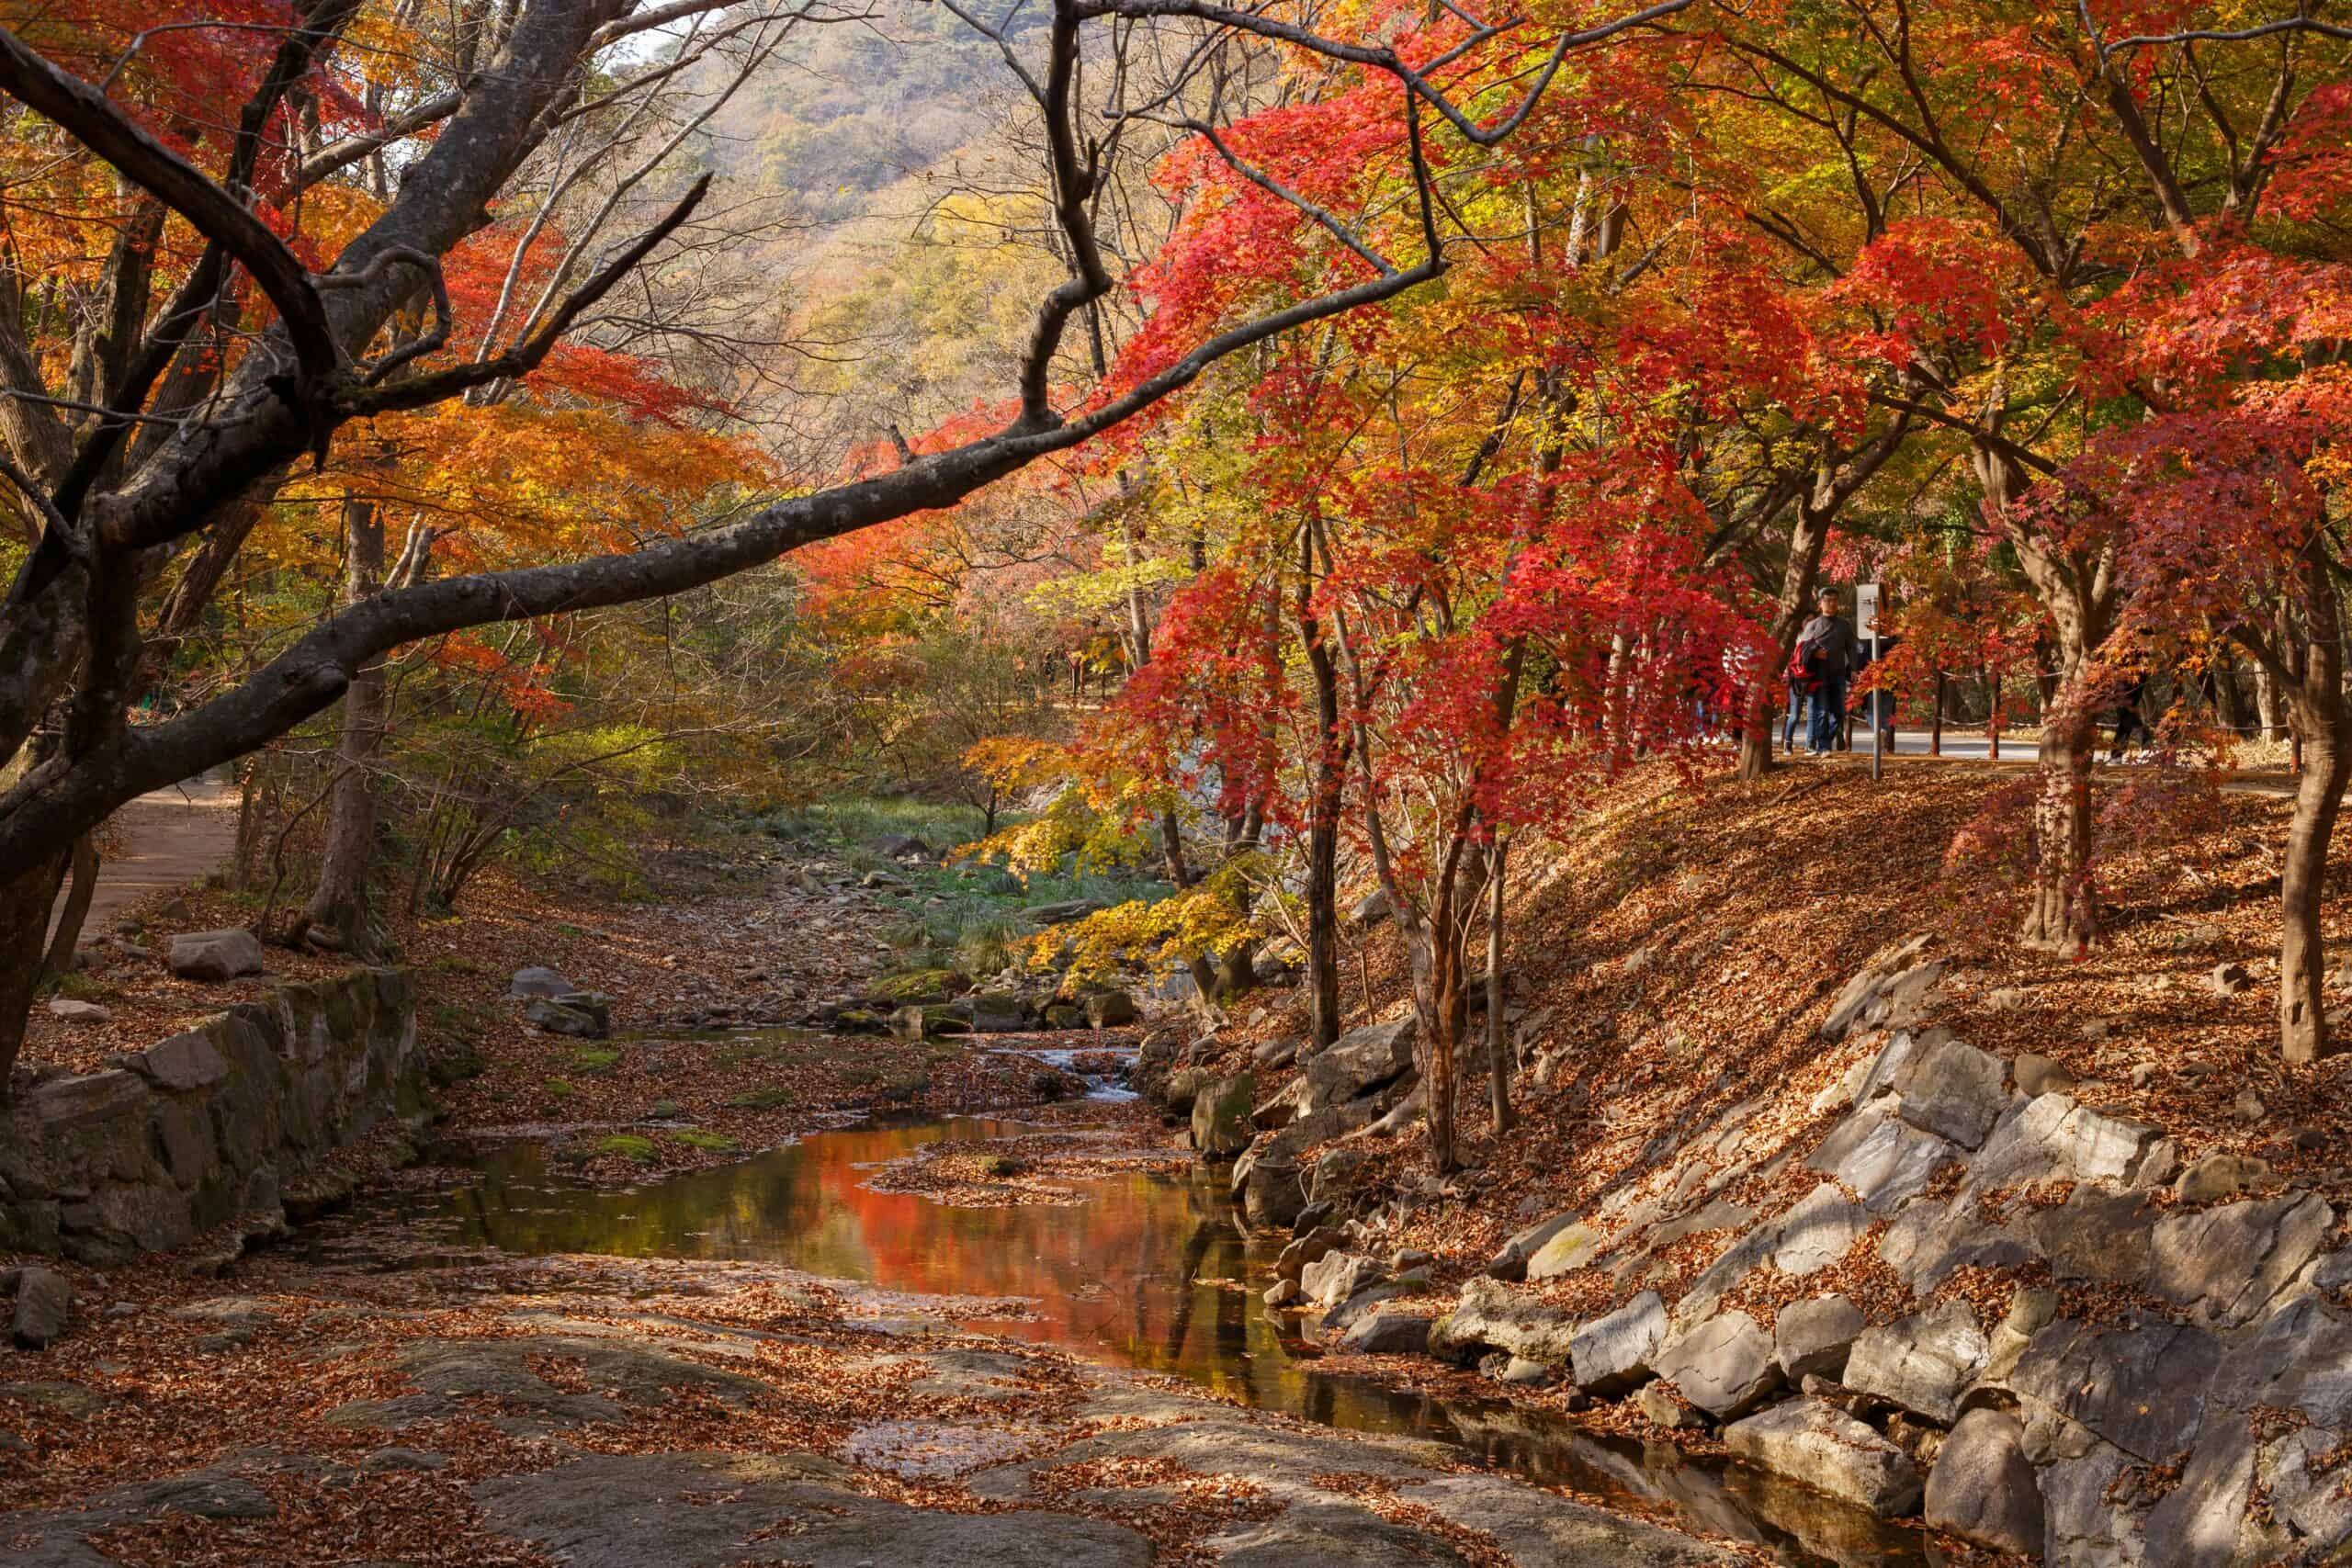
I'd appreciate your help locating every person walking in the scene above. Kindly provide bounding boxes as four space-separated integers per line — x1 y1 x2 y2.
1795 587 1860 755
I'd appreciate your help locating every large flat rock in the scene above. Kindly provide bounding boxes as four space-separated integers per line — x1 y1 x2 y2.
478 1450 1154 1567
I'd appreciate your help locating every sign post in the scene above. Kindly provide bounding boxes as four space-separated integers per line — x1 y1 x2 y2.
1857 582 1883 781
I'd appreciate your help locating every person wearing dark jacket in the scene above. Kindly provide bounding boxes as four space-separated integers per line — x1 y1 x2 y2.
1795 587 1860 754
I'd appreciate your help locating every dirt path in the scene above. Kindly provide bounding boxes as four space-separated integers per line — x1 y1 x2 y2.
46 771 240 944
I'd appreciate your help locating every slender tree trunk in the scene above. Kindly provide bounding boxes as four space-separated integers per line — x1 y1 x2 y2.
299 498 388 953
40 834 100 976
1485 838 1511 1134
2256 661 2286 743
1297 526 1344 1052
2279 723 2347 1062
1737 491 1830 780
1408 899 1465 1175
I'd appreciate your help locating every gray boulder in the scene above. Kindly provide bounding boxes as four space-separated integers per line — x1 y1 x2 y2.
1820 936 1945 1041
8 1266 73 1348
166 928 265 982
1083 990 1137 1029
2151 1192 2333 1329
1771 1182 1869 1277
1019 899 1102 926
1722 1398 1923 1517
46 998 110 1023
135 1031 230 1092
1487 1211 1581 1281
1524 1220 1604 1282
2173 1153 2274 1203
967 991 1033 1033
1842 1299 1987 1424
523 995 610 1039
1569 1291 1668 1396
1301 1251 1384 1308
1653 1311 1781 1420
2033 1187 2154 1288
1299 1017 1414 1112
1428 1277 1578 1367
1925 1409 2044 1556
1191 1073 1255 1158
1240 1156 1307 1231
508 965 576 999
1340 1307 1433 1355
1350 888 1391 928
1891 1033 2011 1149
1773 1295 1864 1382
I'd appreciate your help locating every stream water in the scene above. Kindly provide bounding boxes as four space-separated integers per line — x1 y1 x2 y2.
320 1085 1938 1565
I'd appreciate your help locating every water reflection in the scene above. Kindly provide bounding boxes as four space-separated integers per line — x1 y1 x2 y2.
325 1116 1936 1566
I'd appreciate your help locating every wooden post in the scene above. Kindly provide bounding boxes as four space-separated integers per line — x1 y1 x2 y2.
1932 671 1946 756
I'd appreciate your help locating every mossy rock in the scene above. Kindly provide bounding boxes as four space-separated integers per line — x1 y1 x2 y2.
983 1154 1029 1178
570 1046 623 1076
545 1077 577 1099
868 968 971 1005
594 1134 660 1163
832 1009 886 1034
666 1128 741 1153
648 1100 684 1120
427 1041 486 1087
726 1087 795 1110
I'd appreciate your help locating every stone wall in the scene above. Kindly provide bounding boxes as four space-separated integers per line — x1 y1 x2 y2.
1217 936 2352 1565
1 967 425 1262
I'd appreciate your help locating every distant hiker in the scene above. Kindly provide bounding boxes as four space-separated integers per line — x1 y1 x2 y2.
1793 587 1860 754
2111 671 2152 758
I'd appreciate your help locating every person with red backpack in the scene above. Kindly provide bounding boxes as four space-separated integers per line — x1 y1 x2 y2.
1792 586 1861 754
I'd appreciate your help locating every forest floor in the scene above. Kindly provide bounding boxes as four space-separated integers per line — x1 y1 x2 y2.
2 809 1744 1566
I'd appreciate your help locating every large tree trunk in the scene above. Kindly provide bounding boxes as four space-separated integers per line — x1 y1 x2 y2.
2276 562 2348 1064
40 834 100 976
2019 698 2099 952
0 848 71 1089
1736 488 1830 781
297 499 388 954
1975 436 2112 954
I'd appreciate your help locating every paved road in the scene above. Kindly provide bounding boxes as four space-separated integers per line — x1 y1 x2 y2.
47 770 241 943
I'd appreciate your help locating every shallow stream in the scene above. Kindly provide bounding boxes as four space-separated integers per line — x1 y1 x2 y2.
322 1091 1938 1565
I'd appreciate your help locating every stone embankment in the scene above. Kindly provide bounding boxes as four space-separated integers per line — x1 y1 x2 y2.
2 967 429 1266
1145 935 2352 1566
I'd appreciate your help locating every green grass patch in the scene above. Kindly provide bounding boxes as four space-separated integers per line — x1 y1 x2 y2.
570 1046 623 1076
725 1087 796 1110
666 1128 741 1152
595 1134 659 1163
545 1077 577 1099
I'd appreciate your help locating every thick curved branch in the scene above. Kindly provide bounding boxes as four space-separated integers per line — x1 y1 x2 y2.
0 28 338 395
